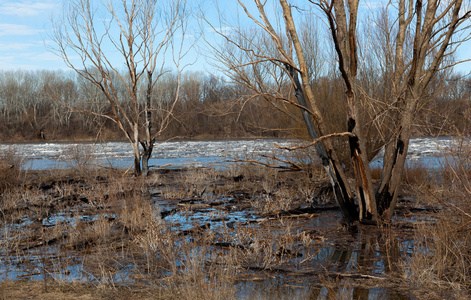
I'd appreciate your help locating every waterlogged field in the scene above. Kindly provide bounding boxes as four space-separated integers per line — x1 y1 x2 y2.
0 138 470 299
0 167 417 299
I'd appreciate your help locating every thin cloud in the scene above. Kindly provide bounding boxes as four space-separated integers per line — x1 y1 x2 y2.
0 60 50 70
33 51 61 61
0 24 43 36
206 26 234 34
0 42 36 50
0 1 57 17
0 50 67 70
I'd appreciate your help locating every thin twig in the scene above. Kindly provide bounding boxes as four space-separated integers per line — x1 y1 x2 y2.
448 219 471 232
230 157 302 171
275 132 355 151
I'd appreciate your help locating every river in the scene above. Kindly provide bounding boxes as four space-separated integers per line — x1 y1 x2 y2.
0 137 461 170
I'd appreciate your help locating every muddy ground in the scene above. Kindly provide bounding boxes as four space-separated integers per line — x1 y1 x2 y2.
0 165 465 299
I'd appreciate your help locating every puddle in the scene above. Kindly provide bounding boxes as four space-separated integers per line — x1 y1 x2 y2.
236 278 412 300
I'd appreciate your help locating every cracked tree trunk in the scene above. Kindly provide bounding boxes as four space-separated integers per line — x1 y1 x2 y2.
286 64 358 224
325 0 377 222
141 71 154 177
375 101 414 220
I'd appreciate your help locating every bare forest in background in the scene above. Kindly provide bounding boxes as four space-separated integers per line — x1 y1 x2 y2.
0 69 469 143
0 70 299 142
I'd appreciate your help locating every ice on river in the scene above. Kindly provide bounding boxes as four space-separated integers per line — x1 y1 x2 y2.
0 137 464 170
0 139 294 170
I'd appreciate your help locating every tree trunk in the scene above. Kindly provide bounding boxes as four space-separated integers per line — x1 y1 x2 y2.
286 64 358 224
141 71 154 177
321 0 377 222
132 122 141 176
131 142 142 176
375 105 413 220
347 114 377 221
141 141 153 177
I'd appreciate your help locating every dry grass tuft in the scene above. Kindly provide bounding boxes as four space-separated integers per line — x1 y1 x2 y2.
0 148 24 193
406 217 471 298
402 162 431 186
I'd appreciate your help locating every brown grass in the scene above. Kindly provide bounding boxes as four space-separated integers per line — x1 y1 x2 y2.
0 163 326 298
0 165 242 299
404 137 471 299
401 162 430 186
0 148 24 193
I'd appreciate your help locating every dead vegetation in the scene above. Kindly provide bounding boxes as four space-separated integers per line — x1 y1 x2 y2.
1 145 471 299
403 138 471 299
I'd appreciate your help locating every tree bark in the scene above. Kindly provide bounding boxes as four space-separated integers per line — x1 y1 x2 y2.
131 140 142 176
285 64 358 224
132 119 142 176
141 142 153 176
141 71 155 177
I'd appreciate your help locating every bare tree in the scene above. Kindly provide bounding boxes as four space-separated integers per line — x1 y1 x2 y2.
49 0 189 176
210 0 471 224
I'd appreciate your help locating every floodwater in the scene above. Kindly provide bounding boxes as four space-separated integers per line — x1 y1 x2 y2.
0 199 414 299
0 137 462 299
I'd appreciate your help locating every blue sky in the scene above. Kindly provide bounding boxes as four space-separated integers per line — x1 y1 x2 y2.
0 0 62 70
0 0 241 73
0 0 469 74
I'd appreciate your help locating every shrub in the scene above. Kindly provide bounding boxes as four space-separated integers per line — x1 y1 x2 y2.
0 148 22 193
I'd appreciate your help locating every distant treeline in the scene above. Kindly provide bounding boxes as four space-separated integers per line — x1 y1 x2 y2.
0 69 469 143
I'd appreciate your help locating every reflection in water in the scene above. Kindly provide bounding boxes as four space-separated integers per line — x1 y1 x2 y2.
1 207 413 299
236 232 411 300
311 233 410 300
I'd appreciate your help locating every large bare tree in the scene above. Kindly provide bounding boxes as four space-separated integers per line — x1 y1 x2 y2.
49 0 189 176
210 0 471 224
